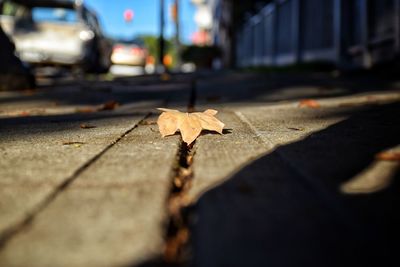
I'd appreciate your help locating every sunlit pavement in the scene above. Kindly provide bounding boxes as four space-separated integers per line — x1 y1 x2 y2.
0 71 399 267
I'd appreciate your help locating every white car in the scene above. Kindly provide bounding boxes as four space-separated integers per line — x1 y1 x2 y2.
111 39 148 67
1 0 112 73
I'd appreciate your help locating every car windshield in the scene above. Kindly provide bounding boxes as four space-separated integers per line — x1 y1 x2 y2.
32 7 78 23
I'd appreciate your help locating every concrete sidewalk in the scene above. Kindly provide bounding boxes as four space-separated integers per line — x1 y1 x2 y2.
0 71 399 267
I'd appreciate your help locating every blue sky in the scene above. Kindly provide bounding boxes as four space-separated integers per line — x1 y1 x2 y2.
84 0 197 43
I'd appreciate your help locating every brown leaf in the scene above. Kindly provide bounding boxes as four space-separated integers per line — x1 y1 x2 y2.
80 124 97 129
99 100 119 111
299 99 321 109
19 111 30 116
376 151 400 162
157 108 225 145
76 101 120 113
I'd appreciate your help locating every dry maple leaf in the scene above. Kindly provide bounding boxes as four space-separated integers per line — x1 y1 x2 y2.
157 108 225 145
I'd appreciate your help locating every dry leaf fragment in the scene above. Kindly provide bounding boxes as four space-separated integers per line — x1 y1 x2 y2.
19 111 30 116
376 151 400 162
76 101 120 113
287 127 304 131
80 124 97 129
299 99 321 109
157 108 225 145
99 100 119 111
62 141 86 146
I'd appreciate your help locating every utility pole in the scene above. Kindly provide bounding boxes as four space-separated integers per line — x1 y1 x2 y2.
172 0 182 68
159 0 165 72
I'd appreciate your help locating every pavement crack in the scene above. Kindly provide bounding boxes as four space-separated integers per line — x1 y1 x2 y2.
163 140 196 265
162 78 198 265
0 114 151 250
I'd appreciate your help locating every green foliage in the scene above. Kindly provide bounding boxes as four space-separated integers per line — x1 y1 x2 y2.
138 35 161 61
137 34 183 68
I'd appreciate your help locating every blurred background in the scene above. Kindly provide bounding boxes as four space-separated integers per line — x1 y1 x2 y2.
0 0 399 89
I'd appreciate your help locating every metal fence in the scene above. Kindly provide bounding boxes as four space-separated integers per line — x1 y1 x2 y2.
236 0 400 68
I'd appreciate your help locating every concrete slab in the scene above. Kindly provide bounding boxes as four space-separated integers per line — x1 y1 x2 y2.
189 104 349 201
0 118 180 267
1 71 399 267
0 113 147 233
188 111 267 201
189 99 400 267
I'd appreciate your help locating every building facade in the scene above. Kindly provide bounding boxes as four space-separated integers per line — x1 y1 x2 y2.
206 0 400 69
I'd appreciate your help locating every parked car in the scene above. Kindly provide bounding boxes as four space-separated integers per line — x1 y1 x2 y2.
110 39 148 67
0 0 112 73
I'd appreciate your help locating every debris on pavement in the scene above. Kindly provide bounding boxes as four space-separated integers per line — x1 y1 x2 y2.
62 141 86 147
76 100 120 113
376 150 400 162
80 124 97 129
299 99 321 108
287 126 305 131
139 120 157 125
99 100 120 111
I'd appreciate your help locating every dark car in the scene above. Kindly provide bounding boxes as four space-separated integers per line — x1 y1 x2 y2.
0 0 112 73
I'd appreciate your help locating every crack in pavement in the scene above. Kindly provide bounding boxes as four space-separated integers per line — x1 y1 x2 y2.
164 141 196 265
162 77 198 265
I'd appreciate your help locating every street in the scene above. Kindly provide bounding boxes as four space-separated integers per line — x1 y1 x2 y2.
0 71 399 267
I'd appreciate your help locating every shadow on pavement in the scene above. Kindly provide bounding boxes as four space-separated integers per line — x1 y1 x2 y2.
0 81 191 107
1 72 398 115
195 72 400 106
190 102 400 267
